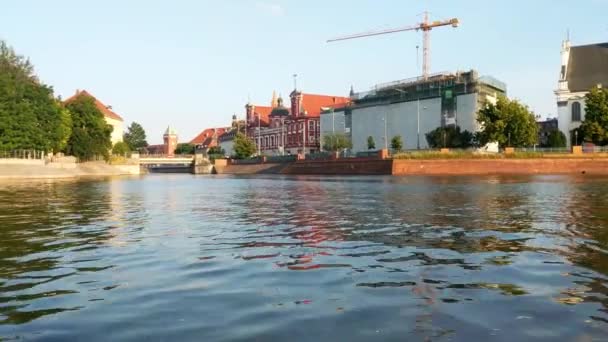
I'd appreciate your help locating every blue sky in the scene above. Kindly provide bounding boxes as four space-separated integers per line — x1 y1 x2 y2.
2 0 607 143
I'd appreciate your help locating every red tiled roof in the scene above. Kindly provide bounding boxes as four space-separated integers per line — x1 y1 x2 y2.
252 105 273 126
300 93 350 117
64 90 124 121
190 127 230 146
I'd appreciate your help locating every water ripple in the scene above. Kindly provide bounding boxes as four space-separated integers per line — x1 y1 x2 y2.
0 175 607 340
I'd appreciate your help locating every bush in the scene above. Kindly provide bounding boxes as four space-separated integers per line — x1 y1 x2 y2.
323 133 352 152
390 135 403 152
426 126 474 148
112 141 131 156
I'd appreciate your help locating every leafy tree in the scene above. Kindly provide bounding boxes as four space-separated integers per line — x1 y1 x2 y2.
123 122 148 151
579 87 608 145
112 141 130 156
367 136 376 150
233 133 256 159
476 95 539 148
53 108 72 152
174 143 195 155
208 146 225 155
391 135 403 152
544 129 567 148
64 94 113 161
426 126 474 148
322 133 352 152
0 40 70 152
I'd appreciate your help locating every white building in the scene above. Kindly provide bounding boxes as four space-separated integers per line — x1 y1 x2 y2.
321 70 506 152
555 40 608 146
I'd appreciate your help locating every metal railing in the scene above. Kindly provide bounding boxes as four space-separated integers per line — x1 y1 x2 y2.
139 154 194 159
266 155 297 163
0 150 45 159
513 147 570 154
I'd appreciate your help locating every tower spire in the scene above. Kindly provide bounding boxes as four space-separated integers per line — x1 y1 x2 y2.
271 90 278 107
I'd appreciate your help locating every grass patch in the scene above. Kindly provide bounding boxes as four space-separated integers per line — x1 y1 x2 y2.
392 151 591 159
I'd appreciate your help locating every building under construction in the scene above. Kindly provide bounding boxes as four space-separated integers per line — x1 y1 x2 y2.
320 70 507 151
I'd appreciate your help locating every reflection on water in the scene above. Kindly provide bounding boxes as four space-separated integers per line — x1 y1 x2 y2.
0 175 608 341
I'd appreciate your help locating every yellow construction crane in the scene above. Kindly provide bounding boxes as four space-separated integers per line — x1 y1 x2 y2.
327 12 459 80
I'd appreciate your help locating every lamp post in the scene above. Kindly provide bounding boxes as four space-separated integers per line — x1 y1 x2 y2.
417 99 420 150
575 130 578 146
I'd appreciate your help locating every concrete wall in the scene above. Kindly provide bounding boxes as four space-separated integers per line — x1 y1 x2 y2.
456 93 478 133
320 111 347 149
349 94 480 153
0 159 45 166
220 139 234 157
351 98 442 152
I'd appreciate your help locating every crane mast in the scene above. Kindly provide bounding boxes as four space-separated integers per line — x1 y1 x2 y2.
327 12 459 80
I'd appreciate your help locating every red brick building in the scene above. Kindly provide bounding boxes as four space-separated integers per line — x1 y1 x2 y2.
246 90 349 155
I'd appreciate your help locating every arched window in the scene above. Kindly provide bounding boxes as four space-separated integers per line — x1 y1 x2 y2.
270 136 275 147
572 102 581 122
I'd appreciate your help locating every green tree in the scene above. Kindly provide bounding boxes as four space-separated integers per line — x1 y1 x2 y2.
174 143 195 155
322 133 352 152
391 135 403 152
476 96 539 148
233 133 256 159
579 87 608 145
0 40 69 152
123 122 148 151
53 107 72 152
367 136 376 150
208 146 225 155
112 141 130 156
64 95 113 161
544 129 567 148
426 126 474 148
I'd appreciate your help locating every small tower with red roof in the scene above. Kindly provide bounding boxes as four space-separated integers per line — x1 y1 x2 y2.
163 126 178 157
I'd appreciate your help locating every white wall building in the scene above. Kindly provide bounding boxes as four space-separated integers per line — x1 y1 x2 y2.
321 70 505 153
555 40 608 146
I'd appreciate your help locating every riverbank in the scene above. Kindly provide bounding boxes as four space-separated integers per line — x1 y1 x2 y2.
214 157 608 176
0 161 140 180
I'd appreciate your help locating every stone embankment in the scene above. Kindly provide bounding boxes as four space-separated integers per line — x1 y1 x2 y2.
212 155 608 176
0 158 140 180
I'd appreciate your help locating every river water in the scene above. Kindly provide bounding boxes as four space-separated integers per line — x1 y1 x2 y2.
0 175 607 341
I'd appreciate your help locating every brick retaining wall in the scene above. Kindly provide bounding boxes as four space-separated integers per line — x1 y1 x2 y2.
392 159 608 175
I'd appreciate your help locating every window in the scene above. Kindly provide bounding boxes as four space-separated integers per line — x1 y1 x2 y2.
309 121 315 131
572 102 581 122
270 136 275 147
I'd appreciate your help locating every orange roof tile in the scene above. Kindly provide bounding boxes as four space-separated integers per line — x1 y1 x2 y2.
300 93 350 117
190 127 230 146
251 105 273 126
64 90 124 122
